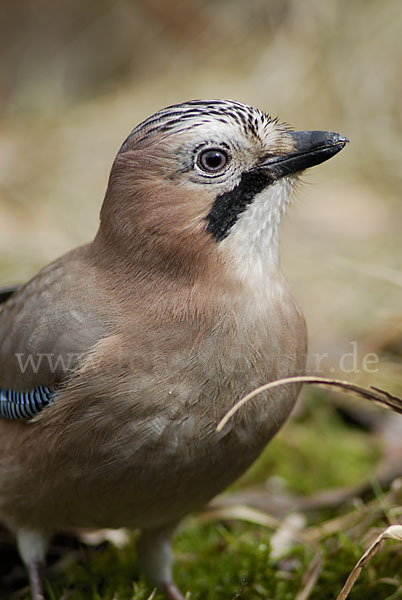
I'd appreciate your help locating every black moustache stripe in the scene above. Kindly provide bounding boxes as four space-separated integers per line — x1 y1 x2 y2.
205 169 274 242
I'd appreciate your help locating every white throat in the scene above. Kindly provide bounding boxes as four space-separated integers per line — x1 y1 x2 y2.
218 179 293 284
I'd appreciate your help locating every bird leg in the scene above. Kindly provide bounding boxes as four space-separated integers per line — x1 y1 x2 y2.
161 582 185 600
16 529 48 600
28 560 45 600
137 526 185 600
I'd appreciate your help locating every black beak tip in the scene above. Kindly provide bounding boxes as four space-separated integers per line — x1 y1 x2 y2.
331 132 349 146
298 130 349 148
289 129 350 170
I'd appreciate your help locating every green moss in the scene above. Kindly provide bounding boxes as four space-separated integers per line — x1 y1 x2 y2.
37 520 401 600
174 521 304 599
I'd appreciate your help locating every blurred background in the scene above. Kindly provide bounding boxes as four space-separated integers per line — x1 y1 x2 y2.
1 2 402 597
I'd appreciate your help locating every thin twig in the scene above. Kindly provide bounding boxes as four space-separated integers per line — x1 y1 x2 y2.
336 525 402 600
295 553 324 600
217 376 402 432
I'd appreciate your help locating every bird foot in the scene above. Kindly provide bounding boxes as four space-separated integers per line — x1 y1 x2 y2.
161 581 186 600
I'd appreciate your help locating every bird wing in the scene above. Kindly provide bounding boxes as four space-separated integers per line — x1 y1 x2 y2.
0 246 113 419
0 385 56 420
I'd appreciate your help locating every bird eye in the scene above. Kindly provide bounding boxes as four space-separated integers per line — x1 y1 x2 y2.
197 148 229 173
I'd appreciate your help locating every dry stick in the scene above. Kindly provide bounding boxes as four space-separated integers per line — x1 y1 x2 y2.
336 525 402 600
198 504 312 545
217 376 402 432
295 553 324 600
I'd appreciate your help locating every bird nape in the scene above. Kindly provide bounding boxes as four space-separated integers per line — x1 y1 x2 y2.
0 99 348 600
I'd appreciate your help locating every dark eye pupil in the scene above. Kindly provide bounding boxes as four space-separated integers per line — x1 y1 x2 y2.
204 152 223 169
198 149 228 172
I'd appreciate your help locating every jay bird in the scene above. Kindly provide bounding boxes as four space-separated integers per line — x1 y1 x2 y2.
0 100 347 599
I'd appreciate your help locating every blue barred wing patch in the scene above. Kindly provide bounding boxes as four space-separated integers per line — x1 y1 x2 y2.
0 385 56 420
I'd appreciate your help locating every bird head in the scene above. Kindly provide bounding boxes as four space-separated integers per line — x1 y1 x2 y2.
97 100 347 283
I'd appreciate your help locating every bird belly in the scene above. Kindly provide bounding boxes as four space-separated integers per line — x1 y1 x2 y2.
0 299 306 533
0 376 302 533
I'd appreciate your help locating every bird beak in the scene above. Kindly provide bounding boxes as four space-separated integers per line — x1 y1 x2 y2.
258 130 349 179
